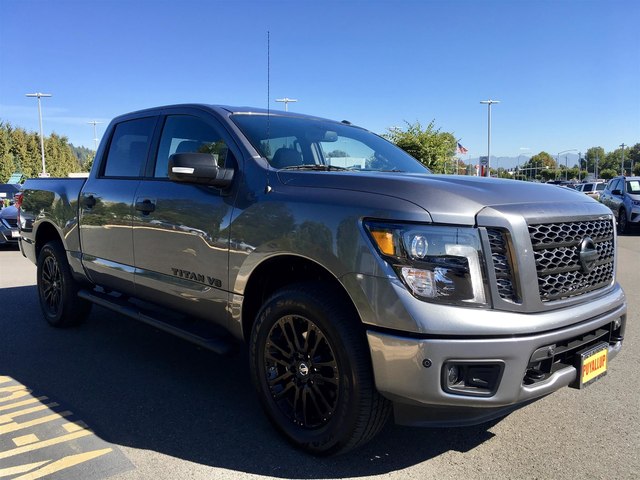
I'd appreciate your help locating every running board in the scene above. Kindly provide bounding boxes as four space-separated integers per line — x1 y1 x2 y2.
77 289 235 355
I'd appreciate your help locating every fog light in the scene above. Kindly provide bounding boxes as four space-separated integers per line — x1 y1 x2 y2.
442 362 504 397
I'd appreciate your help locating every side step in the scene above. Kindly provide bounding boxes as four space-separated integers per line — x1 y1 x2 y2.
77 289 236 355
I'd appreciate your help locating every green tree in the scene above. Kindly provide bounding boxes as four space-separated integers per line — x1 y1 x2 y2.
383 120 456 173
585 147 606 175
520 151 556 180
600 168 617 180
0 122 16 183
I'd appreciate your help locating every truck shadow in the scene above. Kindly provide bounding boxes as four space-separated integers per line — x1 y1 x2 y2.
1 285 498 478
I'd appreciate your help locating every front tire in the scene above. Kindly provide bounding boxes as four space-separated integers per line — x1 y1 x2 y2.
249 283 390 455
618 208 628 234
37 241 92 327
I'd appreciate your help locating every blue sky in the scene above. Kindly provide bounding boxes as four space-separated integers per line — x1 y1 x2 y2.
1 0 638 167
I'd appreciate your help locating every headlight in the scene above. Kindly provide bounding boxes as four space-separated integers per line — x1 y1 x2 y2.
364 221 488 306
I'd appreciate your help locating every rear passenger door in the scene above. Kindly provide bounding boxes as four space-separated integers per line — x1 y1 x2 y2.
80 115 158 294
132 110 240 324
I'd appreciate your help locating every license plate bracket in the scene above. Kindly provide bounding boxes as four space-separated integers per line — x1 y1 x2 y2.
572 342 608 389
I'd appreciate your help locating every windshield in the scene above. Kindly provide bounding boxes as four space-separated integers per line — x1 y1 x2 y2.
627 180 640 194
231 114 430 174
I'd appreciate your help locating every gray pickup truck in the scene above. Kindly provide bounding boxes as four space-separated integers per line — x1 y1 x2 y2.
18 104 627 455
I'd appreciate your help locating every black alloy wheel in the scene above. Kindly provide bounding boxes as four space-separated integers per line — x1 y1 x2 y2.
37 241 91 327
250 283 390 455
40 253 63 316
264 314 339 429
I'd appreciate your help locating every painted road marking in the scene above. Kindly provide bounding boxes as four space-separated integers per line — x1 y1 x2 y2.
12 435 39 447
0 460 49 478
0 377 133 479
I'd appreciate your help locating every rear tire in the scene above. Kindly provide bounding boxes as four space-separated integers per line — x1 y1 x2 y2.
249 283 390 455
37 241 92 327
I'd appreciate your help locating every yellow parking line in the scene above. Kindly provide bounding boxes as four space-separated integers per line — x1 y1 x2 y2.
0 386 32 404
13 448 113 480
0 460 50 478
62 421 89 433
0 377 13 385
0 411 72 435
0 397 48 412
0 403 59 425
12 433 40 447
0 428 92 460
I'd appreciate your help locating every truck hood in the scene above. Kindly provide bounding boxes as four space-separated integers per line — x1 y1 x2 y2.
277 171 600 224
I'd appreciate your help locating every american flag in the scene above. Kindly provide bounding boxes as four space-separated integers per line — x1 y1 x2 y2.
457 142 468 154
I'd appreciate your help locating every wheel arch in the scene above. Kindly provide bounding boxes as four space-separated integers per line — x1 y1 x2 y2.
240 254 360 343
34 221 64 259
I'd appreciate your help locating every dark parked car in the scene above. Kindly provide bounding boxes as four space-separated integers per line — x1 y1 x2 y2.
600 176 640 233
0 205 20 247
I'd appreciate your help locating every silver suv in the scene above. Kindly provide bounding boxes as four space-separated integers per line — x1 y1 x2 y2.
576 181 607 200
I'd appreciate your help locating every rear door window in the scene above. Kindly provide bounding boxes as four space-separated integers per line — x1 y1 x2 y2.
103 117 156 177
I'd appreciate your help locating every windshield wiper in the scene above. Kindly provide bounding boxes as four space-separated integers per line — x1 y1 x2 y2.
279 164 349 171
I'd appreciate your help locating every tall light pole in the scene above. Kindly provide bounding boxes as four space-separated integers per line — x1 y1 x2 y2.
480 99 500 177
87 121 103 150
25 92 52 176
620 143 626 176
275 97 298 111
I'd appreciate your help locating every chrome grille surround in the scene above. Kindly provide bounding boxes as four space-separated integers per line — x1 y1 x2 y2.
528 219 615 302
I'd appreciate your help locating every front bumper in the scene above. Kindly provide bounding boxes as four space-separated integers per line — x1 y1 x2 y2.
628 204 640 225
0 226 19 245
367 294 626 427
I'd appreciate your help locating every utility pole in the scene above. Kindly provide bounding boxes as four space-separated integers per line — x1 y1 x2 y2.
275 97 298 112
25 92 52 176
578 152 582 181
87 121 103 150
557 149 577 182
620 143 626 176
480 99 500 177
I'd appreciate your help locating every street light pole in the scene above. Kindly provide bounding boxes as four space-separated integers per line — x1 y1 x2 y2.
275 97 298 111
25 92 52 176
87 121 103 150
480 100 500 177
620 143 626 176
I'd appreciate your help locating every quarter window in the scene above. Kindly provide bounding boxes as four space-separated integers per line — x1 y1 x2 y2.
103 117 156 177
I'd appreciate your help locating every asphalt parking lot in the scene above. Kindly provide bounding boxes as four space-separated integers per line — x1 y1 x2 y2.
0 235 638 480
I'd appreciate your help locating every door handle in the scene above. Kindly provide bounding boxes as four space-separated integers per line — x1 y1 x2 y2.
135 199 156 214
84 195 96 209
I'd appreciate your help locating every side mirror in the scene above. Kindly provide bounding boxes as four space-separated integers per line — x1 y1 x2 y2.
611 189 622 196
168 153 234 187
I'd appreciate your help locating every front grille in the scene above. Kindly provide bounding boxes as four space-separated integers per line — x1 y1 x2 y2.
487 228 518 302
4 218 18 228
528 219 615 302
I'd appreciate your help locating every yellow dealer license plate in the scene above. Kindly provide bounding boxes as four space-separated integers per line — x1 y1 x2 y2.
578 343 608 388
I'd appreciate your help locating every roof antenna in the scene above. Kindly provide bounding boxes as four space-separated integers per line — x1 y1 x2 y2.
265 30 272 194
